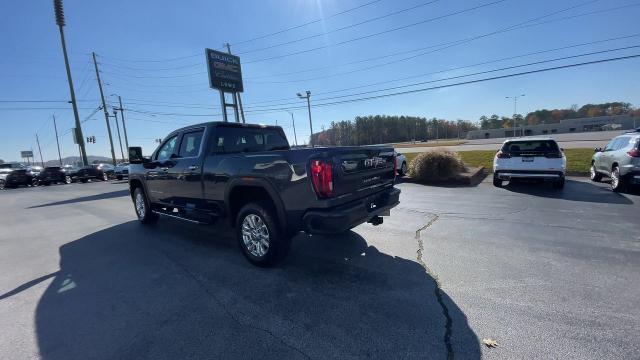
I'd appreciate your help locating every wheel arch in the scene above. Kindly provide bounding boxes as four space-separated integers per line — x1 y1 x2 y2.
226 178 286 231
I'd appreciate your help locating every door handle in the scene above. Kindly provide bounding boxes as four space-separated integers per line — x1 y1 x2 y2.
160 167 169 171
188 165 199 171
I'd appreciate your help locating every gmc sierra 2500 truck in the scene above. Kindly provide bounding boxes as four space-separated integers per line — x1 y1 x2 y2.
128 122 400 266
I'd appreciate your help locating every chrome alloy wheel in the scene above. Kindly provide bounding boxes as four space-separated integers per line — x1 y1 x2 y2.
65 175 72 184
590 165 596 180
241 214 270 258
611 167 620 190
135 192 146 218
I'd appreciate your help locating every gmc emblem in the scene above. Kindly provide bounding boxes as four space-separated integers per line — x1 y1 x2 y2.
364 157 385 168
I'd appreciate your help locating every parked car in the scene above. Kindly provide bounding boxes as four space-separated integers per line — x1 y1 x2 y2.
493 138 566 189
114 162 129 180
395 151 408 176
0 168 31 189
0 162 25 170
590 129 640 191
36 166 73 185
128 122 400 266
74 164 111 182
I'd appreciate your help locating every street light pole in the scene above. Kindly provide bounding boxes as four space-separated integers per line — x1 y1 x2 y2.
286 110 298 146
54 0 87 166
111 95 130 157
53 115 63 166
506 94 525 136
297 91 313 147
113 110 125 162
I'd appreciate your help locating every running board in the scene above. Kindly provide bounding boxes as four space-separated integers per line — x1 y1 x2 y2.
151 210 209 224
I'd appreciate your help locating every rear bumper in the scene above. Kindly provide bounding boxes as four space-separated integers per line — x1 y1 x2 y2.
495 170 564 181
302 187 401 234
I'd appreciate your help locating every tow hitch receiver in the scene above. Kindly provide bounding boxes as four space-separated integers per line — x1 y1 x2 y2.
368 216 383 226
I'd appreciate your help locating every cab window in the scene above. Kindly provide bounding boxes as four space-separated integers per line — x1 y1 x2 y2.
156 136 179 161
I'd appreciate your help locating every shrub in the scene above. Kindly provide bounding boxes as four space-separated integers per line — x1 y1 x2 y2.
408 149 466 182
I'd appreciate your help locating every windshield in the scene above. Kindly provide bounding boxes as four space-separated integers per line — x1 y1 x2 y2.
501 140 560 156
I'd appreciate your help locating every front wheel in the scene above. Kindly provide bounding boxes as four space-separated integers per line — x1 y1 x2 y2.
0 180 5 190
64 175 72 184
590 164 602 182
102 172 109 181
399 162 407 176
133 187 158 224
236 202 291 267
31 178 39 187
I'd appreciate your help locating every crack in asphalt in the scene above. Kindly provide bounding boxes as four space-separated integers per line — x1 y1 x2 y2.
414 214 454 360
158 250 312 360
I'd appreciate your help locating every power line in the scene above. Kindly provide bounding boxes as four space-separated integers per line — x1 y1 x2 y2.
243 0 509 64
236 0 440 55
244 0 607 81
231 0 384 47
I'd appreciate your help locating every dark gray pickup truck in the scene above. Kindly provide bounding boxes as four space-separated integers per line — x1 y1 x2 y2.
128 122 400 266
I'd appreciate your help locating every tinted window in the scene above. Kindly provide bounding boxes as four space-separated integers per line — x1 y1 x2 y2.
212 127 289 154
604 139 617 151
501 140 559 156
178 130 204 157
156 136 179 160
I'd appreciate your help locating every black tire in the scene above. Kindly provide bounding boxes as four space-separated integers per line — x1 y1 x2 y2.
236 202 291 267
64 175 72 184
101 172 109 181
43 181 51 186
116 175 123 180
610 166 625 192
493 175 503 188
553 176 565 189
590 164 602 182
399 162 407 176
0 180 5 190
133 187 158 224
31 178 39 187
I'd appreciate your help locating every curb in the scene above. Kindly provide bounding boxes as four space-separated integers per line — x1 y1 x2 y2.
401 167 486 187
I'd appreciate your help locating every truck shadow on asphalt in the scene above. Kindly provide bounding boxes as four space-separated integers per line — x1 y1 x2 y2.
27 190 130 209
502 179 635 204
33 220 480 360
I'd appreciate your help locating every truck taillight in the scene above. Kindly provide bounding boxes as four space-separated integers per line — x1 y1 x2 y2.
496 151 511 158
393 154 397 178
310 160 333 198
628 148 640 157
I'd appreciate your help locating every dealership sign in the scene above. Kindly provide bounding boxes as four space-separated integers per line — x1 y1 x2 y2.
21 150 33 158
205 48 243 93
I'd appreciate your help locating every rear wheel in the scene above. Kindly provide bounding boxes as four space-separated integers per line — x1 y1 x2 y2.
81 178 88 183
102 172 109 181
116 175 123 180
64 175 72 184
553 176 565 189
492 175 503 188
590 164 602 182
0 180 5 190
31 178 39 187
133 187 158 224
236 202 291 267
610 166 625 192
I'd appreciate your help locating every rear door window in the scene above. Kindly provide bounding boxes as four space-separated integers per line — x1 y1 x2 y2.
501 140 559 156
212 126 289 154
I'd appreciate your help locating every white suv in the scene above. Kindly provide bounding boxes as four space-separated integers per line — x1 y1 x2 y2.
493 138 566 189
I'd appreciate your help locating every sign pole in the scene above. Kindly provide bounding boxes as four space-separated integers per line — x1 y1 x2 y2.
219 90 228 122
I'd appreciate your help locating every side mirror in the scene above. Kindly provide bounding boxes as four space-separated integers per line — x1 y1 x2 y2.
129 147 144 164
594 147 602 153
170 153 180 159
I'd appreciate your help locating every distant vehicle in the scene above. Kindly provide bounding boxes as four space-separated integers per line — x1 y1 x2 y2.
114 162 129 180
74 164 111 182
128 122 400 266
0 169 31 189
37 166 73 185
0 163 25 170
395 151 407 176
93 163 115 179
590 129 640 191
26 166 43 186
493 138 566 189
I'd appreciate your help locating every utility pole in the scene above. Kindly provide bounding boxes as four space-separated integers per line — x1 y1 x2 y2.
117 96 129 155
54 0 87 166
224 43 245 123
36 134 44 167
287 110 298 146
53 115 63 166
506 94 525 136
113 110 125 162
92 52 117 165
297 91 313 147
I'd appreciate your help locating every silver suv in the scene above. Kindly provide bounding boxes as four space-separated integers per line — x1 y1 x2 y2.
590 129 640 191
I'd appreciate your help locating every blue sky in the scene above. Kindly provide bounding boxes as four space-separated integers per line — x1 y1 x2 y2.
1 0 639 162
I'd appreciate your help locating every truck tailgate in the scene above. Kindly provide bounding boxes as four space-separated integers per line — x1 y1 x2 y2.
329 147 395 198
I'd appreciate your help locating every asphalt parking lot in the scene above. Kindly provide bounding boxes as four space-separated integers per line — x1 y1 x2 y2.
0 179 639 359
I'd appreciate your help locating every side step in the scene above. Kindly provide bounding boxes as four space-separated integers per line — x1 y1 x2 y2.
151 210 211 225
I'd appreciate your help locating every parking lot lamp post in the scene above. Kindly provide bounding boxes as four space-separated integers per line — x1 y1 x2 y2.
286 111 298 146
506 94 525 136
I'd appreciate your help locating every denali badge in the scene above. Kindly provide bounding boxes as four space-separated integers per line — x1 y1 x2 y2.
364 157 385 168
